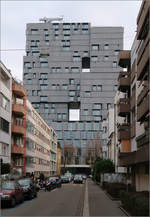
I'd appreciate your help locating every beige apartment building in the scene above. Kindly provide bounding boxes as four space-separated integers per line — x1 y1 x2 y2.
26 100 57 178
0 61 12 164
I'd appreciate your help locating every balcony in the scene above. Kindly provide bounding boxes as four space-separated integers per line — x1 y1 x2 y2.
131 91 136 110
12 82 26 97
118 50 130 67
137 0 150 40
12 123 26 135
117 98 130 117
136 131 149 148
118 72 130 92
118 144 149 167
11 145 25 155
12 104 26 116
137 94 149 122
137 44 149 80
131 60 136 82
137 81 149 105
131 121 136 138
118 123 130 141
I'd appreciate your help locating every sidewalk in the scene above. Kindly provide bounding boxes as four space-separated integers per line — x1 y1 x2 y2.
88 179 126 216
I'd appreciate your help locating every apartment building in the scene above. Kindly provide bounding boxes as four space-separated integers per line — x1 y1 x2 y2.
0 61 12 164
26 100 57 178
23 18 123 165
117 0 149 191
11 79 27 176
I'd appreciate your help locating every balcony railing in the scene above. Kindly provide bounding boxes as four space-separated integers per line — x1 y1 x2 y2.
137 81 149 105
12 82 26 97
118 72 130 92
136 131 149 148
131 91 136 110
137 94 149 122
137 0 150 40
12 104 26 116
12 123 26 135
118 144 149 166
118 50 130 67
118 123 130 141
117 98 130 117
11 145 25 155
137 44 149 80
131 121 136 138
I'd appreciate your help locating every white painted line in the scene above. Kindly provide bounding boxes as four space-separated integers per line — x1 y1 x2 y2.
83 179 89 216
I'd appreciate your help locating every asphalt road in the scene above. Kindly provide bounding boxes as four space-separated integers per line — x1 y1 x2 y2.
1 182 85 216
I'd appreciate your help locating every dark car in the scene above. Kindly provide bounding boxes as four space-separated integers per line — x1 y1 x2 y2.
61 176 70 183
18 178 37 200
0 180 24 207
73 175 83 184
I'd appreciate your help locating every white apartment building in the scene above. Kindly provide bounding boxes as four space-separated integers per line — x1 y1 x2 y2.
26 100 57 178
0 61 12 164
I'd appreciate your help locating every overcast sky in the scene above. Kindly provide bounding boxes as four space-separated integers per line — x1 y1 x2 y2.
1 0 141 80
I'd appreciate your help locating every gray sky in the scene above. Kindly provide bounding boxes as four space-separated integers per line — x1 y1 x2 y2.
1 0 141 80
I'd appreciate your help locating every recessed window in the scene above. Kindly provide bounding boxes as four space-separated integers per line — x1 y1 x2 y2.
85 122 91 130
93 122 100 130
45 41 49 45
62 84 68 90
73 51 79 56
64 35 70 40
82 29 88 34
56 67 61 72
62 114 67 120
114 50 120 56
69 91 76 96
62 46 70 51
24 62 31 68
40 96 48 102
77 84 80 90
93 103 102 109
65 67 69 73
69 79 75 85
107 103 111 110
32 90 37 96
104 56 109 61
31 29 39 35
113 61 117 67
73 57 81 62
71 67 80 72
57 113 62 120
27 79 32 84
74 29 78 34
40 84 48 90
93 110 100 115
52 84 56 90
85 91 91 97
114 85 118 91
83 51 89 57
83 109 89 115
40 62 48 68
32 51 39 56
91 56 98 62
92 44 99 51
40 73 48 79
104 44 109 50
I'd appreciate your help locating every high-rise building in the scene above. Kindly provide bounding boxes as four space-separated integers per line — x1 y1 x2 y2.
23 19 123 165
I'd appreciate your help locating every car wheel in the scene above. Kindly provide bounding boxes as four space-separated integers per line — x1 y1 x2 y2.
11 197 16 208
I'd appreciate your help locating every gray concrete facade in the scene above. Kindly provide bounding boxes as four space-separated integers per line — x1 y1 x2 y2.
23 20 123 165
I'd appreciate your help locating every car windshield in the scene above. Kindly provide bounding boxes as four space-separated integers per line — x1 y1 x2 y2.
18 179 30 186
2 182 15 190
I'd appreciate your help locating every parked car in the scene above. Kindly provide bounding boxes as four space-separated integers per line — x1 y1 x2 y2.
18 178 37 200
53 177 62 188
82 174 87 180
0 180 24 207
73 175 83 184
61 176 70 183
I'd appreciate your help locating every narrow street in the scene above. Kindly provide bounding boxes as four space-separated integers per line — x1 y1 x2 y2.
1 179 126 216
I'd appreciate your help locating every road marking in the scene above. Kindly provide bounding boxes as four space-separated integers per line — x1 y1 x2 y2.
83 180 89 216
